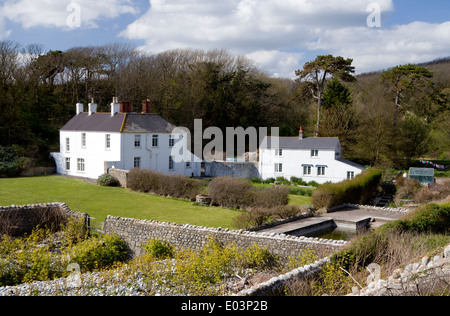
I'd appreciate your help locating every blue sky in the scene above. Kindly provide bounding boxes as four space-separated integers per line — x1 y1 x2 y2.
1 0 449 78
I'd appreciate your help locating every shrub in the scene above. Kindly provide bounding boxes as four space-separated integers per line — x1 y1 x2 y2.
208 177 253 209
252 186 290 208
0 146 25 177
232 205 300 230
127 168 204 201
311 169 382 210
143 239 174 260
97 173 121 187
65 233 127 272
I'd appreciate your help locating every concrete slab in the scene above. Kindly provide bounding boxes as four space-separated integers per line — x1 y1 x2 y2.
258 207 405 236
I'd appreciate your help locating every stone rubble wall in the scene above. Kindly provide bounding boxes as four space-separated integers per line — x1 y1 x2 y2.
103 216 348 259
0 203 89 236
349 244 450 296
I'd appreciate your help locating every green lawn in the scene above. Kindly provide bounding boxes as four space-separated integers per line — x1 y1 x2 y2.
0 176 311 230
0 176 243 229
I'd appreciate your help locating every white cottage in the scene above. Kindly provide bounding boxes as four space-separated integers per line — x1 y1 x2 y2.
51 98 201 180
259 130 365 184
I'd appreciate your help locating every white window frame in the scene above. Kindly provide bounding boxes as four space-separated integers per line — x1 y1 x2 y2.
311 150 319 157
303 165 312 176
65 157 71 171
135 135 141 148
77 158 85 172
347 171 355 180
169 135 175 147
275 149 283 156
81 133 86 148
134 157 141 168
152 135 159 147
275 163 283 173
65 138 70 152
317 166 326 176
169 156 174 170
105 134 111 150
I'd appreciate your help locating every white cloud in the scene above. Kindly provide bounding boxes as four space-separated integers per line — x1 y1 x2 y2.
120 0 397 77
307 21 450 73
0 0 138 32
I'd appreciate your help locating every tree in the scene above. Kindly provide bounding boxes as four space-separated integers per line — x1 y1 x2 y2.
295 55 355 136
380 64 434 124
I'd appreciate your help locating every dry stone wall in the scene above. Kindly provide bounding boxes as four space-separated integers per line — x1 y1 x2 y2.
103 216 347 259
0 203 89 236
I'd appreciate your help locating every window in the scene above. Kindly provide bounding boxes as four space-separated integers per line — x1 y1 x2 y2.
347 171 355 180
169 135 175 147
275 149 283 156
186 161 191 169
66 138 70 152
317 166 326 176
152 135 159 147
303 165 312 176
311 150 319 157
81 133 86 148
105 134 111 149
77 158 85 172
65 158 71 171
134 157 141 168
135 135 141 147
169 156 174 170
275 163 283 173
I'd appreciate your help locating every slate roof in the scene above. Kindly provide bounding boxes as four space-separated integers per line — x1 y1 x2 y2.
122 113 177 134
261 136 340 150
61 113 126 133
61 112 177 134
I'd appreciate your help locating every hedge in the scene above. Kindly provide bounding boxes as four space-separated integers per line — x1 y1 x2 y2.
208 177 289 210
311 169 382 210
127 168 204 201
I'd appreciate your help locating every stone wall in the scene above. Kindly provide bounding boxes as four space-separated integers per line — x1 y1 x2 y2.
103 216 347 259
0 203 89 236
205 161 260 179
349 244 450 296
107 169 129 188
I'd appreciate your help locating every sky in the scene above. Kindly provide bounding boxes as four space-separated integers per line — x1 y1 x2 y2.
1 0 449 78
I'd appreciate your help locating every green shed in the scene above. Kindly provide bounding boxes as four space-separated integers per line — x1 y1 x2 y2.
409 168 435 185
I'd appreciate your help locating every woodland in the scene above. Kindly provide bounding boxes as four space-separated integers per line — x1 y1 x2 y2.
0 40 449 174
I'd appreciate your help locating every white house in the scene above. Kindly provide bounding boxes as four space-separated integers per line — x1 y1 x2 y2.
259 130 365 184
51 98 201 180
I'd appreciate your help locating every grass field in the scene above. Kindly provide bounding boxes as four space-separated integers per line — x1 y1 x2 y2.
0 176 311 230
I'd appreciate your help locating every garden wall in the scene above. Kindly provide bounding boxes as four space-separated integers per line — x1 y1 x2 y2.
103 216 347 259
205 161 260 179
0 203 89 236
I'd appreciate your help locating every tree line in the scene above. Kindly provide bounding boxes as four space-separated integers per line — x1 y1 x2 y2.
0 40 448 174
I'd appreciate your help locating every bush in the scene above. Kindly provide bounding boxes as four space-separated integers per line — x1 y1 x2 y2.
0 146 25 177
127 168 204 201
311 169 382 210
252 186 290 208
232 205 300 230
97 174 121 187
143 239 174 260
208 177 253 209
208 177 290 209
65 233 127 272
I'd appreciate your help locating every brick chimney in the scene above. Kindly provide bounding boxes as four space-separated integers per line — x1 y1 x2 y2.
120 100 132 113
142 98 151 113
299 126 304 140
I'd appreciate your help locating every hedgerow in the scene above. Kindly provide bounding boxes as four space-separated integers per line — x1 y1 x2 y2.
310 169 382 210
